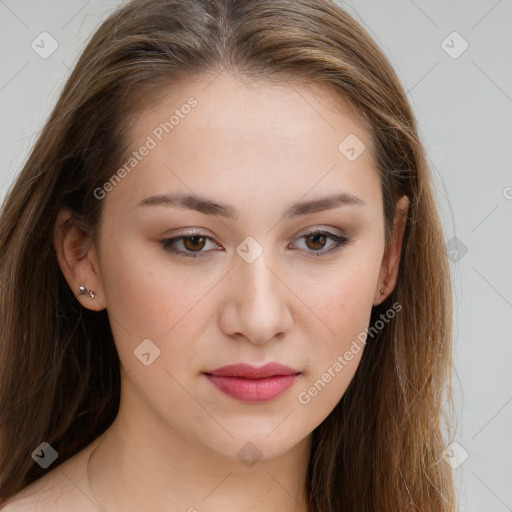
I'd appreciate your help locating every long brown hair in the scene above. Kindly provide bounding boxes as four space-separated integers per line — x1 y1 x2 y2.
0 0 455 510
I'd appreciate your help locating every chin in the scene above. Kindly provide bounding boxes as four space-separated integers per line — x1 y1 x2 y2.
197 428 309 464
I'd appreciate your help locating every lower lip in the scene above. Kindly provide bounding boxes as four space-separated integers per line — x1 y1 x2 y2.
205 374 299 403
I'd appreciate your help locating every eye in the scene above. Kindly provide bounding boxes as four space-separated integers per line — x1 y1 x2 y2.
290 229 351 257
160 232 220 258
159 228 351 258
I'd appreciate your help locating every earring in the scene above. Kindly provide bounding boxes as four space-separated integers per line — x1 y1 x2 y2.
79 284 95 300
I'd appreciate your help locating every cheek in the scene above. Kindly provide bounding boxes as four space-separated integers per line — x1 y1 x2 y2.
98 234 224 378
294 249 382 404
99 234 207 334
303 249 382 342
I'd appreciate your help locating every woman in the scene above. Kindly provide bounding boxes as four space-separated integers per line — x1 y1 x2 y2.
0 0 455 510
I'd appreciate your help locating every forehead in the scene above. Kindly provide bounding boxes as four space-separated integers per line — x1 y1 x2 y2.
130 71 372 149
104 72 381 220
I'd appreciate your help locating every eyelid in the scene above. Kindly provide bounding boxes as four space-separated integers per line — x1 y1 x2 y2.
159 230 220 258
159 226 352 258
292 225 347 240
289 228 351 257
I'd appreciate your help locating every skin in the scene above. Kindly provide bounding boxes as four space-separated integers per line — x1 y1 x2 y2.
3 71 409 512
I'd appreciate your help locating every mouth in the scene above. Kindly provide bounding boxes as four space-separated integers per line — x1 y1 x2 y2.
203 363 301 403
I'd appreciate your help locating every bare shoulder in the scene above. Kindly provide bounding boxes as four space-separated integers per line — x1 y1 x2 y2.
0 435 105 512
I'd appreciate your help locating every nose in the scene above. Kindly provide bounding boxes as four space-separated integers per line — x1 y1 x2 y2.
218 249 294 345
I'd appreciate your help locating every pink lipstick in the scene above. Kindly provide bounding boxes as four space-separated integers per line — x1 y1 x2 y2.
204 363 300 403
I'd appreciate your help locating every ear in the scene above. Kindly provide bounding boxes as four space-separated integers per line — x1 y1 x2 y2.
373 194 410 306
53 206 106 311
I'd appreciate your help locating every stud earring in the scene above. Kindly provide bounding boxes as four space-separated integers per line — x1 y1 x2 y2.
79 284 95 300
380 289 384 295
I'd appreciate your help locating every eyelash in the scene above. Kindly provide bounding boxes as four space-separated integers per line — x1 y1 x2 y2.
159 229 351 258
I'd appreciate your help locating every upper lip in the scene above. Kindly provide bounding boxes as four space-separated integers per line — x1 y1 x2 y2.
204 363 300 379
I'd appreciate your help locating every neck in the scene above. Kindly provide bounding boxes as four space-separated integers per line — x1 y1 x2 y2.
85 381 312 512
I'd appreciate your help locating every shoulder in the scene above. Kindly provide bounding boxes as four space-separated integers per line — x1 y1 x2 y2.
0 435 105 512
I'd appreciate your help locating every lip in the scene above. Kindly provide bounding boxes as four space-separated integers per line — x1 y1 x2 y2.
203 363 301 403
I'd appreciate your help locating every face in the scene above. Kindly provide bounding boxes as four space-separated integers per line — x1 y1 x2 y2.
62 71 406 462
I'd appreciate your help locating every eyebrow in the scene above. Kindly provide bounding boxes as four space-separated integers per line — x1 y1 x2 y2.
136 192 366 219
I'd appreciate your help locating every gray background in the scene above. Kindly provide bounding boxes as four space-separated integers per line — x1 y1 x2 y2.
1 1 511 510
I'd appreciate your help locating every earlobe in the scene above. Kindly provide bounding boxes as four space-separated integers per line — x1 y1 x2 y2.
373 194 410 306
54 207 106 311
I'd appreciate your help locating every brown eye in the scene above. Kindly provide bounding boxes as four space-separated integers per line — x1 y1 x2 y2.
161 229 350 259
304 233 328 251
182 236 206 252
160 233 219 258
292 230 351 257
